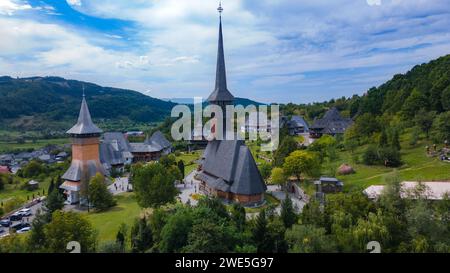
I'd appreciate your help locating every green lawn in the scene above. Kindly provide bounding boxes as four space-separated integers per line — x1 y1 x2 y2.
0 138 68 153
85 193 142 243
328 138 450 191
0 176 52 205
175 151 201 175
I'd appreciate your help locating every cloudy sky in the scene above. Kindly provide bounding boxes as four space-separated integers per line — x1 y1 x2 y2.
1 0 449 103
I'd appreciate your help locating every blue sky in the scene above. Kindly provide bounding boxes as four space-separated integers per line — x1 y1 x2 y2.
0 0 449 103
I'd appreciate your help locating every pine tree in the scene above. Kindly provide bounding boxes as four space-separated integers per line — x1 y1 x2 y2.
44 188 65 214
281 194 297 228
116 230 125 252
379 130 388 147
230 203 246 231
47 178 55 194
252 209 269 253
131 217 153 253
177 160 185 178
390 130 401 151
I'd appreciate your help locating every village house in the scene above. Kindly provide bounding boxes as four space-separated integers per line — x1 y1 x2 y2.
287 115 310 136
100 130 172 174
309 107 353 138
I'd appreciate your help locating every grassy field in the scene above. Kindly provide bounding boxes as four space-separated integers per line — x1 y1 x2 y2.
175 151 201 175
0 138 68 153
329 138 450 191
0 176 52 203
85 193 142 243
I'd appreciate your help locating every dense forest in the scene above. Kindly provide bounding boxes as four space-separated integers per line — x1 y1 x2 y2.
0 76 176 133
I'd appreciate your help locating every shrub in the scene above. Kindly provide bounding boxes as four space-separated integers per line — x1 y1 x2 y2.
363 145 379 165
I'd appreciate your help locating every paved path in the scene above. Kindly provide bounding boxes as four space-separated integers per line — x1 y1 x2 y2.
267 185 307 213
108 176 131 195
177 170 201 206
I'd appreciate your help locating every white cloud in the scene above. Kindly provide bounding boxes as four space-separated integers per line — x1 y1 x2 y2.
1 0 450 102
67 0 82 7
367 0 382 6
0 0 32 15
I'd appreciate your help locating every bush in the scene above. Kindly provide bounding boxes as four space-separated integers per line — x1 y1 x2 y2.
363 145 379 165
363 145 401 167
3 197 24 214
379 147 402 167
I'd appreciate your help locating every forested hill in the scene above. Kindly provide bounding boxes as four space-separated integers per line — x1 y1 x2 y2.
352 54 450 117
0 76 176 132
282 54 450 122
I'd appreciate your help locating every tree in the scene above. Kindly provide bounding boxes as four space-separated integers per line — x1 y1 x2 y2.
442 85 450 111
379 130 388 147
115 223 128 252
363 145 379 165
177 160 185 178
26 210 49 252
414 109 436 139
283 150 320 182
280 194 297 229
252 209 270 253
351 210 390 252
343 125 359 153
273 136 297 167
43 211 97 253
159 209 194 253
309 135 338 161
402 89 427 119
230 203 246 231
353 113 380 140
270 167 287 189
88 174 116 211
44 187 65 214
183 219 237 253
379 146 402 167
47 178 55 194
258 162 272 181
285 224 336 253
22 160 45 178
159 154 177 167
390 129 401 151
131 217 153 253
132 163 179 208
431 111 450 143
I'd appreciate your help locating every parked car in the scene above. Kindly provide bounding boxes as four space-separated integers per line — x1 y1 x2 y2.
0 219 11 227
17 227 31 233
9 212 23 221
11 222 30 231
19 208 32 217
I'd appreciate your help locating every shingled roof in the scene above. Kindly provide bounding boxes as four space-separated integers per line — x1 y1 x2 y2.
62 160 106 182
288 116 309 131
310 107 352 134
145 131 172 150
67 96 103 135
200 140 266 195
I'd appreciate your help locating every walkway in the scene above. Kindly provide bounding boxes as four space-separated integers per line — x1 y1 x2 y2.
177 170 201 206
108 176 131 195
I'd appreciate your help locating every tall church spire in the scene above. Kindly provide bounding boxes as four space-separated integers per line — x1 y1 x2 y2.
207 1 234 104
67 90 103 135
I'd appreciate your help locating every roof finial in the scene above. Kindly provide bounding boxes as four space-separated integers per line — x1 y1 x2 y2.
217 1 223 15
82 85 85 98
